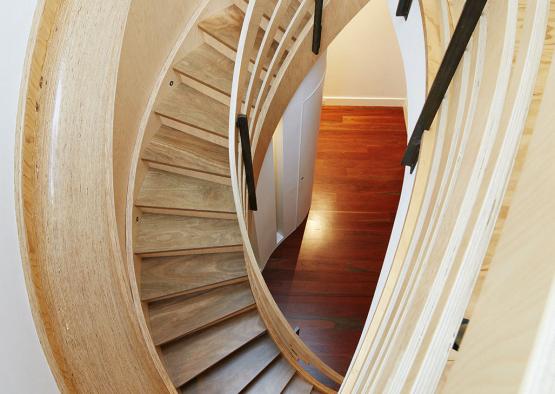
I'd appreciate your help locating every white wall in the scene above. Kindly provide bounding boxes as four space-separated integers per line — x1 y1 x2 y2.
276 55 327 239
254 55 327 266
0 2 59 393
323 0 406 106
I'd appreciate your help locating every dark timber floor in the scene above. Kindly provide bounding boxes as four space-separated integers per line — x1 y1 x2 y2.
263 106 406 384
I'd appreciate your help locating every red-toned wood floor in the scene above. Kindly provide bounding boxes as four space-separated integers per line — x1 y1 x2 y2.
263 106 407 385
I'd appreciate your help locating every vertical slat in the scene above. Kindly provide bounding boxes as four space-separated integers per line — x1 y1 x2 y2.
245 0 296 120
251 0 313 133
236 115 258 211
233 0 272 113
396 0 414 19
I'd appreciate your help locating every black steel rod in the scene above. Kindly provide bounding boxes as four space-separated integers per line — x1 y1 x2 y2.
402 0 488 172
236 115 258 211
396 0 413 20
312 0 323 54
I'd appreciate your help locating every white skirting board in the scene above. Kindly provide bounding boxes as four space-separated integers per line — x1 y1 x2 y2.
322 95 406 107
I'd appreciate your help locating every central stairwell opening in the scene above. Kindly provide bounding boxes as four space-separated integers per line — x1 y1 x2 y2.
257 0 408 386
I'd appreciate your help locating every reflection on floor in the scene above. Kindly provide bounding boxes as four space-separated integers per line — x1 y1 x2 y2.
263 106 406 385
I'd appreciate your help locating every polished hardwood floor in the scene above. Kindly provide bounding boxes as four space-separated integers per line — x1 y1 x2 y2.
263 106 406 385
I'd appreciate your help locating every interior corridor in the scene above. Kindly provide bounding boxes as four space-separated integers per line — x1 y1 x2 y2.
263 105 406 383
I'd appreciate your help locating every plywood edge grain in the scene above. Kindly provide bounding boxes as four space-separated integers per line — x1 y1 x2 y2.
15 1 175 392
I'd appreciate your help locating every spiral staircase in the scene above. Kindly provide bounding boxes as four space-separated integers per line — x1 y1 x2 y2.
15 0 555 393
132 2 319 392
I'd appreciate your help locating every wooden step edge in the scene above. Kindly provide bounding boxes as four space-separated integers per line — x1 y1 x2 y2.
283 374 315 394
235 0 289 37
137 244 244 258
198 24 237 54
282 371 298 391
175 69 256 109
141 275 249 303
174 67 231 98
156 116 228 148
171 325 268 387
199 28 270 74
154 303 257 346
198 334 281 393
155 111 229 139
136 205 236 221
177 72 230 107
143 160 231 186
244 357 296 394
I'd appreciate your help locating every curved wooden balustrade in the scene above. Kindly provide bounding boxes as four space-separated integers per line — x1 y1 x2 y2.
229 2 361 392
342 0 554 392
232 0 555 392
15 1 175 392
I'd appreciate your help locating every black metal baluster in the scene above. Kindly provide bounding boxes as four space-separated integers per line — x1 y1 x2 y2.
402 0 488 172
312 0 323 54
236 115 258 211
396 0 414 20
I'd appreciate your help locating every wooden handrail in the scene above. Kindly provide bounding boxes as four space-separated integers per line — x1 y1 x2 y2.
15 1 175 392
312 0 323 54
236 115 258 210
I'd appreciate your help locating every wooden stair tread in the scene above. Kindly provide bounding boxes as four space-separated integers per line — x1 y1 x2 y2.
137 169 235 214
149 281 255 345
135 214 242 255
156 84 228 137
162 309 266 387
142 126 229 177
181 334 280 394
198 5 276 58
240 0 302 30
275 0 301 27
141 252 247 301
198 5 251 53
244 357 296 394
175 44 235 97
283 374 314 394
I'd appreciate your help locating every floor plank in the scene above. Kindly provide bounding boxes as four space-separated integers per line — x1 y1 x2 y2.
263 106 406 380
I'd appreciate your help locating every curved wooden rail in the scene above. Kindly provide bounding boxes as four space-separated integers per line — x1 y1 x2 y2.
229 3 339 392
15 1 175 392
342 0 554 392
228 0 369 392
